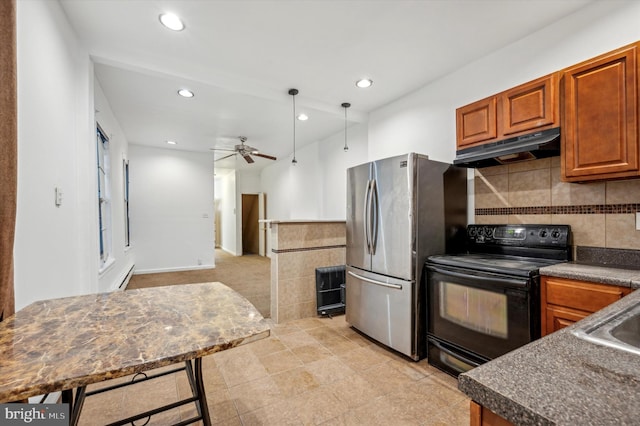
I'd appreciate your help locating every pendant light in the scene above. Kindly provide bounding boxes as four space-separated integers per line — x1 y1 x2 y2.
288 88 299 165
341 102 351 152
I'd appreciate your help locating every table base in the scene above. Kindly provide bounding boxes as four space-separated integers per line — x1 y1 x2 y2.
63 358 211 426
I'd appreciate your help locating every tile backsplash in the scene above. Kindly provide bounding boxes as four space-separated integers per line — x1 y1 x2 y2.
474 157 640 250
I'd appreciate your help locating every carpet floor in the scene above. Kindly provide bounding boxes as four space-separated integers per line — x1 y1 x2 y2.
127 249 271 318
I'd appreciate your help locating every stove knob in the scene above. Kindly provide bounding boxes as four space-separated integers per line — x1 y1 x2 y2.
551 229 561 239
484 226 493 238
539 229 548 238
468 227 477 237
477 227 484 236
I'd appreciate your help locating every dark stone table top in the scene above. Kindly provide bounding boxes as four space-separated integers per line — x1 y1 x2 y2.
0 282 270 402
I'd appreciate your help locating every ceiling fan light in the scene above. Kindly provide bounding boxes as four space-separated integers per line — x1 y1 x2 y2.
177 89 194 98
297 113 308 121
159 13 185 31
166 140 177 145
356 78 373 88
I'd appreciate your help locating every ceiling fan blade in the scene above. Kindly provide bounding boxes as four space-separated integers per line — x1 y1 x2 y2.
242 153 255 164
215 153 236 162
253 153 277 161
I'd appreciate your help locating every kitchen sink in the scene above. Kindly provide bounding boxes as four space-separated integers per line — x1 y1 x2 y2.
572 300 640 356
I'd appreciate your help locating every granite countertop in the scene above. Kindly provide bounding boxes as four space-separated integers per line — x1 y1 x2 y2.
540 262 640 288
459 275 640 425
0 282 270 402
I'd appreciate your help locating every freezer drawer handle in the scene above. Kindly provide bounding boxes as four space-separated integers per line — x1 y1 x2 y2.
348 271 403 290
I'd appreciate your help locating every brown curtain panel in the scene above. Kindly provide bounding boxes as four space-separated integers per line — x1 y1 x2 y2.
0 0 17 320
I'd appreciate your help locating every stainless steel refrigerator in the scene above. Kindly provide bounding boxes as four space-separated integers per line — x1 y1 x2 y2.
345 153 467 360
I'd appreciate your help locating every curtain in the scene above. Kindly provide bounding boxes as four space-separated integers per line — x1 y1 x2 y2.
0 0 17 320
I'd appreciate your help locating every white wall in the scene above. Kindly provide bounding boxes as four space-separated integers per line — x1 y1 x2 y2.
214 168 237 255
318 124 368 219
258 123 368 222
369 0 640 164
15 0 96 309
94 80 135 292
129 145 215 273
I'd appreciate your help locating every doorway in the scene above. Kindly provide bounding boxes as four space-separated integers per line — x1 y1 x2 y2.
242 194 259 254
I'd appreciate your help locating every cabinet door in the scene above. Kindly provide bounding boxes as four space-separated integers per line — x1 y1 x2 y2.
562 43 639 181
502 74 557 136
541 276 633 337
545 305 589 335
456 96 497 149
545 277 631 313
470 401 514 426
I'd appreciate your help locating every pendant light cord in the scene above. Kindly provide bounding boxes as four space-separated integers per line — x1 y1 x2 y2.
342 102 351 152
289 88 298 165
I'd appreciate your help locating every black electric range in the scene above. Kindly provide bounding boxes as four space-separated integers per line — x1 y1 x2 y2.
424 224 571 377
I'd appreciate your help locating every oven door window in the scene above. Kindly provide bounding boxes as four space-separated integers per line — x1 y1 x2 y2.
427 266 535 360
440 281 508 339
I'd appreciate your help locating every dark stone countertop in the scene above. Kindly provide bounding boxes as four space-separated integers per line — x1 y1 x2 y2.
458 278 640 425
540 262 640 288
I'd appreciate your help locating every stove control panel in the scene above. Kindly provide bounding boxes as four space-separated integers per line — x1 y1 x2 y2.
467 224 571 248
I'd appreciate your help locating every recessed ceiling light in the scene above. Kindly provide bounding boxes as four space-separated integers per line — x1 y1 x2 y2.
297 113 309 121
166 140 177 145
177 89 194 98
159 13 185 31
356 79 373 88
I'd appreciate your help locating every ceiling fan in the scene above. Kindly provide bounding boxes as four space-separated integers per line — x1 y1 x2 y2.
212 136 277 164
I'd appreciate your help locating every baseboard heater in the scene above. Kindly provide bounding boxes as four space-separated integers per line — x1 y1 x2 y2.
119 264 135 290
315 265 346 316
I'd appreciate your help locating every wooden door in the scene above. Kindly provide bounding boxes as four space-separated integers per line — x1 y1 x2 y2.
562 42 640 181
241 194 259 255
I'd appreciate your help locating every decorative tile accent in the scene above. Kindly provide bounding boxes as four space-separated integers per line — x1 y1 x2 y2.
272 245 346 254
476 204 640 215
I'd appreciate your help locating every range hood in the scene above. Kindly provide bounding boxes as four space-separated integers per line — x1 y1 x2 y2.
454 127 560 168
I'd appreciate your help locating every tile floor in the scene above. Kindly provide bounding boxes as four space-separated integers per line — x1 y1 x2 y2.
78 315 469 426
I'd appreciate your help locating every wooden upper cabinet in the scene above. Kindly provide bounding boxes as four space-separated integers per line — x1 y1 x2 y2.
562 42 640 182
502 74 557 136
456 96 497 149
456 74 559 151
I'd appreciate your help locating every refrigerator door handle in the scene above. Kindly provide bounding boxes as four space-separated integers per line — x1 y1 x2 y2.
364 179 373 254
347 270 403 290
370 178 379 255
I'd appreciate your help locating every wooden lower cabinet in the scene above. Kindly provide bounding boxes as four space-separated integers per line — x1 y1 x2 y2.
541 276 633 336
470 401 514 426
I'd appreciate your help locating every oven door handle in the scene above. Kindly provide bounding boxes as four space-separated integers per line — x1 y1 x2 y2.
427 265 529 288
430 338 482 369
347 271 403 290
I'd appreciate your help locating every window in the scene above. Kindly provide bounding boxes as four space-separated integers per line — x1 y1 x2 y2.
123 159 130 247
96 125 112 268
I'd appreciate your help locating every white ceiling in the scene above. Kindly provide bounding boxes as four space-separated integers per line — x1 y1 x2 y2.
60 0 593 170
